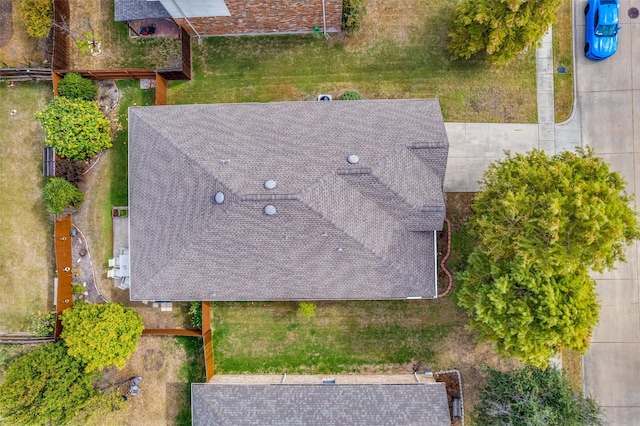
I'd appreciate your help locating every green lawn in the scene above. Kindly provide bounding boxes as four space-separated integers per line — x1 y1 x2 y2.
168 1 538 123
0 82 53 331
212 298 467 374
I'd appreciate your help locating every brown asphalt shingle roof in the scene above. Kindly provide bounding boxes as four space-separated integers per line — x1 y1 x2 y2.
191 383 451 425
128 100 448 301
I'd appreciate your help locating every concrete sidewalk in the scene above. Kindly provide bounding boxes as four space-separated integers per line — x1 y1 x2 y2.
443 26 581 192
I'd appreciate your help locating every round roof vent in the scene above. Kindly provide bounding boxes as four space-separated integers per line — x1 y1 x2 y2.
264 179 277 190
347 155 360 164
264 205 277 216
214 192 225 204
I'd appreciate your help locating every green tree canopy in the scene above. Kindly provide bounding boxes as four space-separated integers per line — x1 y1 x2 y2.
58 73 99 101
470 148 638 274
61 301 144 372
473 366 603 425
43 177 84 215
448 0 560 64
19 0 53 38
458 148 639 366
36 97 111 160
459 251 599 367
0 342 99 425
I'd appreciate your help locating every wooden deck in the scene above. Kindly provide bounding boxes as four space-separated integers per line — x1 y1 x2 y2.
54 214 74 338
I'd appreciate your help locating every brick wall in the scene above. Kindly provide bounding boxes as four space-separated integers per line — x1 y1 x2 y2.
174 0 342 36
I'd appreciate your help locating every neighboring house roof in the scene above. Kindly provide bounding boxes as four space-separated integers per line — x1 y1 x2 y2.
114 0 172 21
191 383 451 426
114 0 230 21
128 100 449 301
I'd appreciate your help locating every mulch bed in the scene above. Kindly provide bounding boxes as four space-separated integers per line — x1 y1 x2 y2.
0 0 13 48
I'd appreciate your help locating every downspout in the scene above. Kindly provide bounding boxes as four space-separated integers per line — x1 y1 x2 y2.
433 230 438 298
321 0 329 39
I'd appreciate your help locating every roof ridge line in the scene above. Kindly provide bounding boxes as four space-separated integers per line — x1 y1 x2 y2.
240 194 300 201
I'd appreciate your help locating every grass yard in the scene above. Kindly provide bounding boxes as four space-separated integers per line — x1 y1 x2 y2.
0 82 53 332
68 0 181 70
553 0 575 122
168 0 538 123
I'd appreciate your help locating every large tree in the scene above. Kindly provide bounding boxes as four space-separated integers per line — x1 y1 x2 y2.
458 148 639 366
61 301 144 372
0 342 99 425
459 251 599 367
473 366 603 425
36 97 111 160
448 0 561 64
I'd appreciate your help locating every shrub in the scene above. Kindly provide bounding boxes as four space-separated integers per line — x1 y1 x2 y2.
342 0 366 34
43 177 84 215
61 301 144 372
298 302 316 318
72 284 85 295
19 0 53 38
57 73 98 101
36 97 111 160
339 90 362 100
28 311 55 336
55 158 87 186
189 301 203 329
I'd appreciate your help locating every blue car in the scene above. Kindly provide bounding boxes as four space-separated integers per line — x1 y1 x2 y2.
584 0 621 61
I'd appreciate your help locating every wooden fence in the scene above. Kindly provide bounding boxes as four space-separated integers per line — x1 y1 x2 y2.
52 0 70 71
0 68 53 81
53 69 157 80
54 214 74 338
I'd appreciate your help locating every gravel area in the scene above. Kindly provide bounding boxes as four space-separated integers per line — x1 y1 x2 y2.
0 0 13 48
70 225 105 304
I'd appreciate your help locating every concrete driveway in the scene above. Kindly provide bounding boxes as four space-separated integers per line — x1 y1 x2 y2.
576 0 640 423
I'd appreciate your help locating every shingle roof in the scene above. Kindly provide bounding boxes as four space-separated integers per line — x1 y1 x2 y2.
114 0 171 22
191 383 451 426
128 100 449 301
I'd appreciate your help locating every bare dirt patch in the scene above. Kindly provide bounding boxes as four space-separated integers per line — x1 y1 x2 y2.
0 0 13 48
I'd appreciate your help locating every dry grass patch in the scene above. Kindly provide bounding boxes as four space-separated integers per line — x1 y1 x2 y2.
85 336 188 426
0 82 53 331
562 347 583 392
67 0 180 70
553 0 574 122
0 0 46 67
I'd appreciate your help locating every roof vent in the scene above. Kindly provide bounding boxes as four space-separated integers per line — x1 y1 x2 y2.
347 154 360 164
264 180 277 190
213 192 225 204
264 205 277 216
336 247 344 252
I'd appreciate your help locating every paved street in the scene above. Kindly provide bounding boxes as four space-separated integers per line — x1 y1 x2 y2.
576 0 640 423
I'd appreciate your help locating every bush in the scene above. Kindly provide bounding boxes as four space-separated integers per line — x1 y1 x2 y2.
342 0 366 34
298 302 316 318
189 301 203 329
61 301 144 372
58 73 98 101
36 97 112 160
19 0 53 38
55 158 87 186
28 311 55 336
339 90 362 100
43 177 84 215
72 284 85 295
